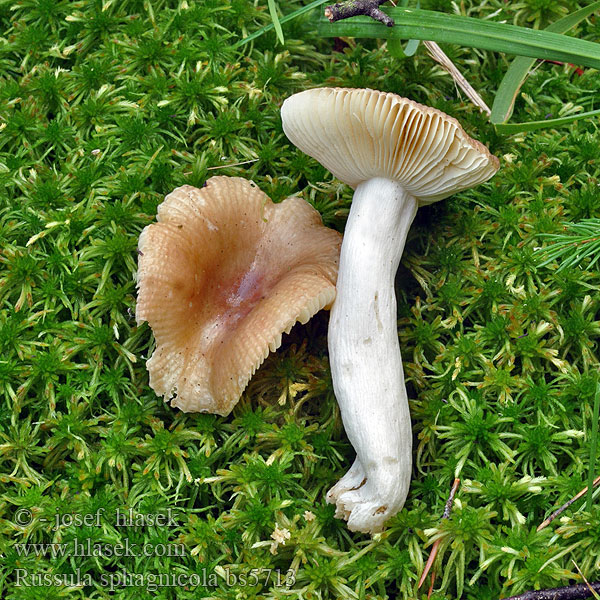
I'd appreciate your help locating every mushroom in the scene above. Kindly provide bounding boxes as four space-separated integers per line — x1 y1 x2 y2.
136 176 342 416
281 87 499 533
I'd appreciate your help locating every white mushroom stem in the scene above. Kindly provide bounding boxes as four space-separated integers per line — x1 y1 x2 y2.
326 177 418 533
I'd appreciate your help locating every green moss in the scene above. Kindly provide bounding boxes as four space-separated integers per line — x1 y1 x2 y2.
1 0 600 598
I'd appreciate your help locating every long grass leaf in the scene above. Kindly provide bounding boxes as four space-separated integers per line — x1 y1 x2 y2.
316 8 600 70
267 0 285 45
234 0 329 49
494 109 600 133
491 2 600 124
387 38 408 58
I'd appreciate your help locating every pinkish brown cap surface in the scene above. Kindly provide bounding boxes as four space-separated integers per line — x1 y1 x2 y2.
136 176 342 415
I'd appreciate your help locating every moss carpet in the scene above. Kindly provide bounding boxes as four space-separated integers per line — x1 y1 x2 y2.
1 0 600 598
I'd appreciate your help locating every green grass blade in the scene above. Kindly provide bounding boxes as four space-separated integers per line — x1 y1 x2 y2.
491 2 600 124
316 8 600 70
234 0 329 49
386 0 419 58
267 0 285 45
387 38 408 58
403 37 420 57
586 382 600 512
387 37 420 58
494 109 600 133
402 0 420 57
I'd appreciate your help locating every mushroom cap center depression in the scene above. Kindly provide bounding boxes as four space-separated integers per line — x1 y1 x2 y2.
180 257 271 351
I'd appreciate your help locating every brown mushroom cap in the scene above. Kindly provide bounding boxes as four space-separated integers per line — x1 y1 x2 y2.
281 87 499 204
136 176 341 415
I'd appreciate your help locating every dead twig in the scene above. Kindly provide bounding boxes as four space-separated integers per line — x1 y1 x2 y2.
324 0 394 27
503 581 600 600
418 478 460 590
537 475 600 532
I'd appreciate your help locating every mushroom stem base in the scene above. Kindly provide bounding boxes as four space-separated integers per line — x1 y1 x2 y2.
327 177 418 533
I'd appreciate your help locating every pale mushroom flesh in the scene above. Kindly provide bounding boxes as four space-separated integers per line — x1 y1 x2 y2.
282 88 499 533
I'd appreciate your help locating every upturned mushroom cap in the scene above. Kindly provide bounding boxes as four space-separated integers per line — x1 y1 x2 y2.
281 87 499 204
136 176 342 416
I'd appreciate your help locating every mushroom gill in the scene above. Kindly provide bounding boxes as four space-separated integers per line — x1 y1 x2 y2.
136 176 342 416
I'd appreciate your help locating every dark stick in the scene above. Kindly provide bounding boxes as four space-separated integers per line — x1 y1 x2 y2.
442 478 460 519
537 475 600 532
324 1 394 27
418 478 460 589
503 581 600 600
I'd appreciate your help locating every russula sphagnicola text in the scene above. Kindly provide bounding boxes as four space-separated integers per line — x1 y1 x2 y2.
136 175 342 415
281 87 500 533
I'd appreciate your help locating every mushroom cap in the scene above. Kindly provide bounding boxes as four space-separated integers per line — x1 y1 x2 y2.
136 176 341 416
281 87 499 205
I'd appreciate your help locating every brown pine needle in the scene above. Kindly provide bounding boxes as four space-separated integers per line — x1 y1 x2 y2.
537 475 600 532
419 538 440 590
418 478 460 589
427 568 435 599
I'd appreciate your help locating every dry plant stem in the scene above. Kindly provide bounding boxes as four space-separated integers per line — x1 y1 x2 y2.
571 560 598 600
420 539 441 591
326 177 417 533
504 582 600 600
418 478 461 589
537 474 600 532
324 0 394 27
427 571 435 599
423 41 491 116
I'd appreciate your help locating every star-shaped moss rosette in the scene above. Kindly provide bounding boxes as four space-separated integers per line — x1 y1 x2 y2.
136 176 342 416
